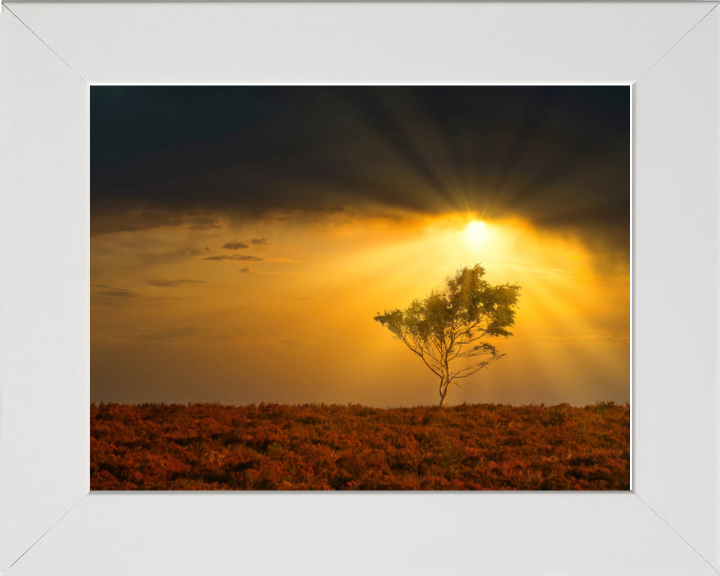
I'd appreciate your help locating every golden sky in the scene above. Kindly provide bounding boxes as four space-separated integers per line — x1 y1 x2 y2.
91 209 629 406
91 86 630 406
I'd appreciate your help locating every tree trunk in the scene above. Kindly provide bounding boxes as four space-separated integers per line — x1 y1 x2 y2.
439 368 452 407
439 378 450 407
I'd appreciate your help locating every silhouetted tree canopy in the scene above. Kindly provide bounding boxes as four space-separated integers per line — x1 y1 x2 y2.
374 265 521 406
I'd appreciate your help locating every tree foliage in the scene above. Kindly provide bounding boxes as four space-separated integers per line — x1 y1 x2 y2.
374 264 521 406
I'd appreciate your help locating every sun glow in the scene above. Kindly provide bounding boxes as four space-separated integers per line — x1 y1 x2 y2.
464 220 492 247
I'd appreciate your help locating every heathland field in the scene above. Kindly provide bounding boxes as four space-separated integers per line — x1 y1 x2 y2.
90 402 630 491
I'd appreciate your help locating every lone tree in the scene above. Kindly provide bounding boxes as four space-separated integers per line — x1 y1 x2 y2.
374 264 520 407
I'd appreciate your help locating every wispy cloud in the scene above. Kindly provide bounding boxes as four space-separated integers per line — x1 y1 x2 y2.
274 338 314 347
146 279 206 288
93 326 246 346
92 284 135 298
138 326 199 342
223 241 249 250
264 257 303 263
239 268 303 276
203 254 264 262
91 210 224 237
181 248 214 258
187 216 221 230
250 238 269 246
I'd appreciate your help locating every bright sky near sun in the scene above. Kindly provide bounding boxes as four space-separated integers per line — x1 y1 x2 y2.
91 211 629 406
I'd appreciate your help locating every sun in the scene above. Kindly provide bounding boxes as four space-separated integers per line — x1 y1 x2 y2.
464 220 491 246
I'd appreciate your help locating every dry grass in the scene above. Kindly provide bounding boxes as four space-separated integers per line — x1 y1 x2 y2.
91 401 630 491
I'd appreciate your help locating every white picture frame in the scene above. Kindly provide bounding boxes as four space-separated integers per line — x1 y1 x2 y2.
1 2 718 574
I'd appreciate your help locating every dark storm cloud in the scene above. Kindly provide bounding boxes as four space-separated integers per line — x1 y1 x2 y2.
223 241 249 250
147 279 205 287
91 86 630 254
203 254 264 262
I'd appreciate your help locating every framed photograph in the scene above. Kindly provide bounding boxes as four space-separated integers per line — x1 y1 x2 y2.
88 83 631 493
1 2 718 574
